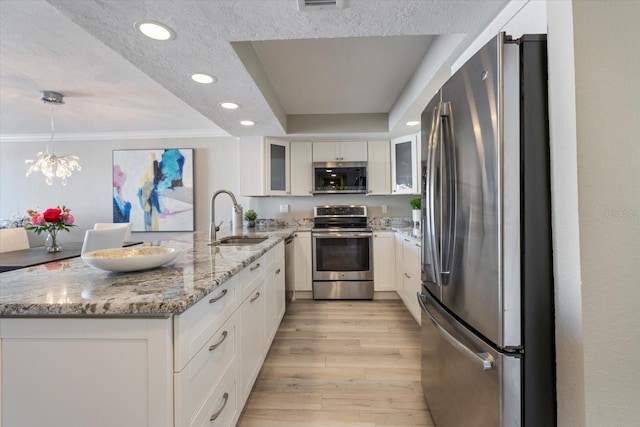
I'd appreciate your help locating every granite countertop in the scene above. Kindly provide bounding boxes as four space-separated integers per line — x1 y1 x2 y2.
0 228 299 318
390 227 422 241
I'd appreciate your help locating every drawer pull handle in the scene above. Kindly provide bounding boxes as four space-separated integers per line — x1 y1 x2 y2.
209 289 228 304
404 238 410 242
209 392 229 421
250 263 261 271
404 273 411 279
209 331 228 352
275 268 281 274
250 292 261 303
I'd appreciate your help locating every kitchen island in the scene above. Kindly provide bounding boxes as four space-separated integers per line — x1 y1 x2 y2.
0 229 294 427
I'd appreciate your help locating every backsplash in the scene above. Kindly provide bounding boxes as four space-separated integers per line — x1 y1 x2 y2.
254 216 413 229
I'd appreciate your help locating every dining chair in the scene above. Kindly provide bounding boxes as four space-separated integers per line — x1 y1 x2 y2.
81 227 128 255
93 222 132 242
0 227 30 253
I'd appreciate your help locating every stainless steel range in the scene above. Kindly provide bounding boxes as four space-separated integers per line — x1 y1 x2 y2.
311 205 373 300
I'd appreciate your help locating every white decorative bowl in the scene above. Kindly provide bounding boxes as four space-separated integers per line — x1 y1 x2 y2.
81 246 180 272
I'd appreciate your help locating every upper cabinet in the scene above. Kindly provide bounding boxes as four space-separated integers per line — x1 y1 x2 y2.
239 137 290 196
367 140 391 195
312 141 367 162
391 132 421 195
290 142 313 196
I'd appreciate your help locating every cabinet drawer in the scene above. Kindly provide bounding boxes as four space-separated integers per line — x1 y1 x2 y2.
175 314 236 427
238 255 268 302
402 237 422 279
174 276 238 371
187 360 237 427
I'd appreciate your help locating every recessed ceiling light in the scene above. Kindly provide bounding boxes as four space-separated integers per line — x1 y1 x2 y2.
240 120 255 126
407 120 420 126
220 102 239 110
136 21 175 41
191 73 216 84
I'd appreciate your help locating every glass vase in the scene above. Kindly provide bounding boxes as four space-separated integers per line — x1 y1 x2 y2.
45 229 62 253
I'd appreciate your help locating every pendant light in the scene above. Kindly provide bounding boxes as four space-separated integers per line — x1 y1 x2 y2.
25 91 81 185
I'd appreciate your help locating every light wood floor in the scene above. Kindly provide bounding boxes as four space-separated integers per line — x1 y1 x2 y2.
237 299 434 427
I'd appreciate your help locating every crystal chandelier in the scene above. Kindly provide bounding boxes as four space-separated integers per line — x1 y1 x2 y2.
25 91 81 186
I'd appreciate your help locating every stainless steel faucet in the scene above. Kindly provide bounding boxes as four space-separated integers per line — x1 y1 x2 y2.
208 189 243 244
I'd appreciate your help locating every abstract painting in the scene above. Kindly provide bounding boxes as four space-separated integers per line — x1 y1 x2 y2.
112 149 194 232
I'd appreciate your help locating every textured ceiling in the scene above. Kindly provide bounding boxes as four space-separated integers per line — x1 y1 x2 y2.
0 0 509 141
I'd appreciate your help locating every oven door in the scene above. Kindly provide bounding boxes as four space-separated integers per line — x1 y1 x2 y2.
312 231 373 281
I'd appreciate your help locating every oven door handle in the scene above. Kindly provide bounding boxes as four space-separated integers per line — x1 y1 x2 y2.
313 232 372 238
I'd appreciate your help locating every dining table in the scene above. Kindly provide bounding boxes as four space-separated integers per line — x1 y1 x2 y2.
0 241 142 273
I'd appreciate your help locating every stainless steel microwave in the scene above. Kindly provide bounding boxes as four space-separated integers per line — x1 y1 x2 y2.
313 162 367 194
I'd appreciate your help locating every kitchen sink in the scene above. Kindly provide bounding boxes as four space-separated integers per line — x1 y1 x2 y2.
213 236 268 246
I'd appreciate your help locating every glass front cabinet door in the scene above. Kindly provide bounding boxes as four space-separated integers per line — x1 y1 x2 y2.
266 138 290 195
391 133 420 194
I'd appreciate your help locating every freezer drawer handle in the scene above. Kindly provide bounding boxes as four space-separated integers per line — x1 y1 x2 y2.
418 292 494 371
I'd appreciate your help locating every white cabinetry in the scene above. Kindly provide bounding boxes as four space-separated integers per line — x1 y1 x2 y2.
173 276 240 427
367 140 391 195
395 233 422 324
0 243 287 427
373 231 395 291
292 231 312 292
174 314 238 427
312 141 367 162
0 317 174 427
391 133 421 195
264 245 285 349
238 280 265 408
239 137 290 196
290 141 313 196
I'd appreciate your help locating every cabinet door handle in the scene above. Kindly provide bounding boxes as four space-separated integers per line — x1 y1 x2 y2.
250 263 261 271
209 331 228 352
250 292 261 303
404 273 411 278
404 238 410 242
209 392 229 421
275 268 281 274
208 288 228 304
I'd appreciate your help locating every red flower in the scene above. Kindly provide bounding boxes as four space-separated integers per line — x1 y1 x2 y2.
43 208 62 222
25 206 75 235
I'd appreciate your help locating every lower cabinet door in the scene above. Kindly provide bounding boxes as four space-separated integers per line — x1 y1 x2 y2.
238 281 265 407
0 318 173 427
189 360 238 427
264 257 285 349
402 272 421 325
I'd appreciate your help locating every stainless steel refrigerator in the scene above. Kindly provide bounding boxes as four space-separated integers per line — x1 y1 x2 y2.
418 33 556 426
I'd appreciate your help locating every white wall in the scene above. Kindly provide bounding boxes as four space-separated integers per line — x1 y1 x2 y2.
548 1 640 425
547 2 585 425
0 136 245 243
572 1 640 425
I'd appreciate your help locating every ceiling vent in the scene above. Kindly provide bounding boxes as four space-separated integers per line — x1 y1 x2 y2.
297 0 344 11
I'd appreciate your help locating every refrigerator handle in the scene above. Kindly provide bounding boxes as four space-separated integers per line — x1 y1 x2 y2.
439 102 457 283
418 291 495 371
426 102 443 286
